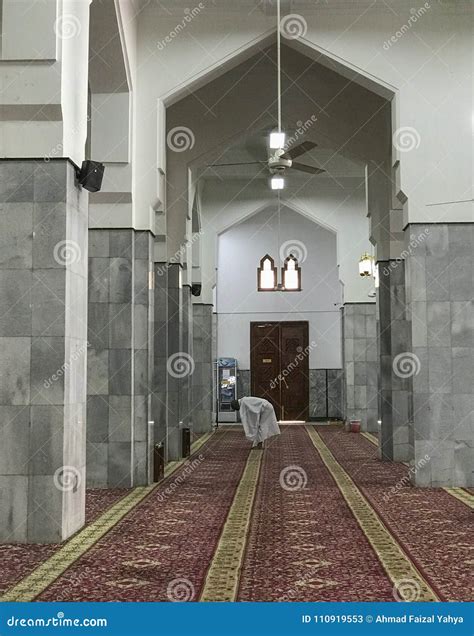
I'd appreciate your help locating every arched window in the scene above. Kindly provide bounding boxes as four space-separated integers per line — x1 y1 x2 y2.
281 254 301 291
257 254 277 291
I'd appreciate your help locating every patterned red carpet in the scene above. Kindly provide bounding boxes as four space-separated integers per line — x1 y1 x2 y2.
0 488 127 594
237 426 395 601
317 426 473 602
0 426 471 603
37 430 250 602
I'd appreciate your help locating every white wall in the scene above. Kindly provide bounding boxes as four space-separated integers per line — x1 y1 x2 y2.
202 177 375 305
216 206 342 369
0 0 91 166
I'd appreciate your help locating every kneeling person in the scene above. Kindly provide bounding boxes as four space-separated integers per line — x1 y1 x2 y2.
231 397 280 449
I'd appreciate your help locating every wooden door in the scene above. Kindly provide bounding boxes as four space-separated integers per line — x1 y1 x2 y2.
250 321 309 421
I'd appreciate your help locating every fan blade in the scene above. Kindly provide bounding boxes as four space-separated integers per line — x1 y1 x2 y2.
281 141 318 160
206 161 265 167
291 162 326 175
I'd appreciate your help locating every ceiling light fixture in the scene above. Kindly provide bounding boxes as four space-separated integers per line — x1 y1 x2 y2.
269 131 286 149
270 175 285 190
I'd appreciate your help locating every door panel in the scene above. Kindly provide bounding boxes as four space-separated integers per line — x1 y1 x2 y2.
280 322 309 420
250 323 281 419
250 321 309 421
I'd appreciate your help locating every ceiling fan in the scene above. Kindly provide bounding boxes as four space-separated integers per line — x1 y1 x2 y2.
207 139 325 188
206 0 325 189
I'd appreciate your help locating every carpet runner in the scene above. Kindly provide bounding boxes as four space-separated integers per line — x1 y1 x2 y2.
237 426 397 601
36 430 250 602
0 425 471 603
316 426 473 602
0 488 127 595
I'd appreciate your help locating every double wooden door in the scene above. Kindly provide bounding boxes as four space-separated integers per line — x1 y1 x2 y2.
250 321 309 421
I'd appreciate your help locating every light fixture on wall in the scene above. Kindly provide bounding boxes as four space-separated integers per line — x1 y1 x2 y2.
358 252 374 277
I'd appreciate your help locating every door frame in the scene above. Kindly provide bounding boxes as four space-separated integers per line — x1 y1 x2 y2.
250 320 310 421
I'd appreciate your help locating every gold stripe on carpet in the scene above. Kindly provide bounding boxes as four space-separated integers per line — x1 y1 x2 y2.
0 431 214 603
305 426 439 602
443 488 474 509
199 448 263 602
361 430 474 510
361 431 378 445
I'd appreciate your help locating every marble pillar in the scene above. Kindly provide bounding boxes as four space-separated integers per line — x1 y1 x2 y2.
0 159 88 543
192 303 213 434
377 259 413 462
152 262 168 453
166 263 183 460
342 303 378 431
181 285 194 433
405 223 473 486
86 229 153 488
309 369 344 420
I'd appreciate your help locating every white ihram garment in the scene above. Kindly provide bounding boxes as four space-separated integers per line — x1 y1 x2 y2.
239 397 280 447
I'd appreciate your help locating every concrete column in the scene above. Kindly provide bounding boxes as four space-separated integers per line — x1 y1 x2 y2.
151 263 168 452
86 229 153 487
166 263 183 460
0 159 88 543
181 285 194 434
377 259 413 462
192 303 213 434
405 223 473 487
342 303 378 432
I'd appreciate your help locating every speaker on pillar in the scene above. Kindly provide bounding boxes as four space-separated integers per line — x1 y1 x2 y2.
191 283 202 297
77 160 105 192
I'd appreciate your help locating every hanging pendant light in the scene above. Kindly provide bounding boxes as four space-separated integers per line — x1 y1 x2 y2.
269 131 286 149
270 175 285 190
256 0 302 293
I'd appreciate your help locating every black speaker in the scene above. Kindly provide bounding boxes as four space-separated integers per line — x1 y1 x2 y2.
77 160 105 192
191 283 201 297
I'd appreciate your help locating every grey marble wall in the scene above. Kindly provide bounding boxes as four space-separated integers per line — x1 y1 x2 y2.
0 159 88 543
377 259 412 462
192 303 213 434
86 229 153 488
405 223 473 486
342 303 378 432
309 369 343 420
236 368 342 421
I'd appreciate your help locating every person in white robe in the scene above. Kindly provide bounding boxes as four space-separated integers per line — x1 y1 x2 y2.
231 397 280 448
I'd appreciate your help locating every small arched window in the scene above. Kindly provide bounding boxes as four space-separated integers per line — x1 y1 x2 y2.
257 254 277 291
282 254 301 291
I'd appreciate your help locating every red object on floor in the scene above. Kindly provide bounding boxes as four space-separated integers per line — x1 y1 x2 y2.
350 420 361 433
